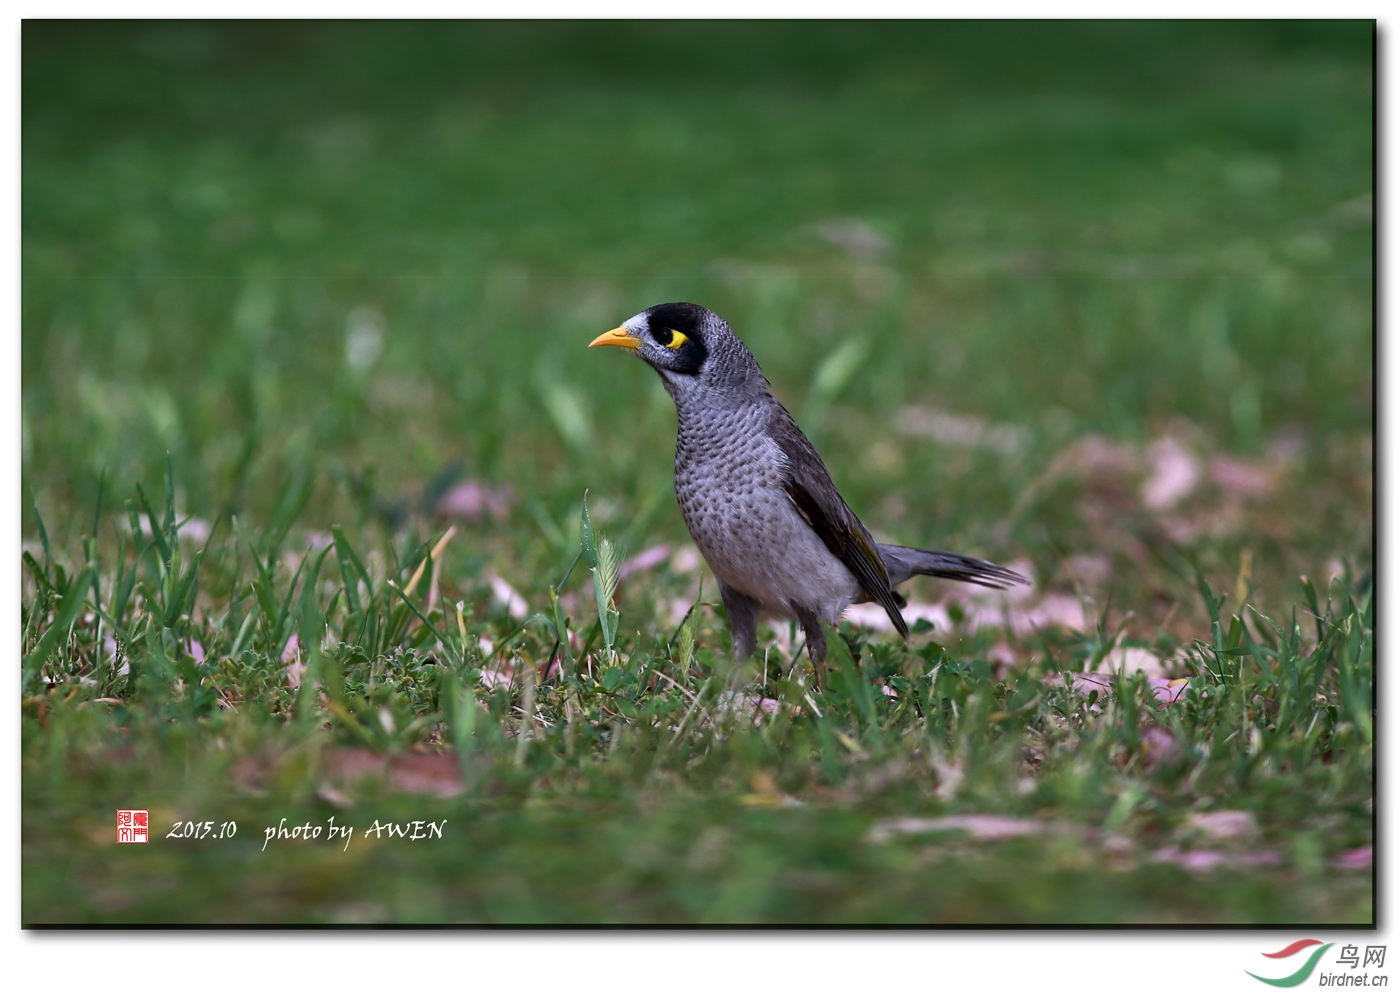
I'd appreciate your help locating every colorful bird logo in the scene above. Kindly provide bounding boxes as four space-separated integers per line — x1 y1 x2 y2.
1246 940 1335 987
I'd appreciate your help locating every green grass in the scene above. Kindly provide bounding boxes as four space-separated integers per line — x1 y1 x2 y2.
21 21 1373 924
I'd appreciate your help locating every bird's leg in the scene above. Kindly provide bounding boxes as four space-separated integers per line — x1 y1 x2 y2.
718 581 760 662
793 603 828 691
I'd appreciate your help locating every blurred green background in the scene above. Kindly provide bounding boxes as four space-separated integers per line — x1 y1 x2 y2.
23 21 1372 542
21 21 1374 925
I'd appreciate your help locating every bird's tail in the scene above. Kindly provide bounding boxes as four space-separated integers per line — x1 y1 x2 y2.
877 544 1028 591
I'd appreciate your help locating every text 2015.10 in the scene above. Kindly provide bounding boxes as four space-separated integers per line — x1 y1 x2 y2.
166 820 237 839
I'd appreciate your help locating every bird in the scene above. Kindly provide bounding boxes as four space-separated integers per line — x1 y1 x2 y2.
590 302 1027 676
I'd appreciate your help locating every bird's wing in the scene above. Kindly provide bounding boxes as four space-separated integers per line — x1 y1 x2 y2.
766 405 909 639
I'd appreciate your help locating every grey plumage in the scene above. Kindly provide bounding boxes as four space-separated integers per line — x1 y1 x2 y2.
591 302 1028 669
877 544 1027 591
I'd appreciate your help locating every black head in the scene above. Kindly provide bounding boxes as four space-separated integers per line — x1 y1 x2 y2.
590 302 760 388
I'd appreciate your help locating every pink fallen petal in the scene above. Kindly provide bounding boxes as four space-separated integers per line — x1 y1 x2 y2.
324 749 464 797
1142 437 1201 511
1154 846 1227 871
1004 593 1086 634
1051 434 1138 481
1208 456 1278 499
619 545 672 580
986 641 1020 666
1065 553 1113 586
848 583 1082 638
479 668 515 690
435 481 510 521
900 601 949 629
1148 676 1190 706
670 597 699 626
188 640 206 663
845 599 952 632
1109 648 1166 676
1158 514 1200 545
1186 810 1257 842
488 575 529 620
1140 726 1179 765
1070 670 1189 710
1333 846 1373 870
284 661 305 689
324 747 384 780
1071 672 1114 707
1152 845 1282 871
843 602 927 631
716 691 783 724
281 634 304 687
177 517 212 544
814 217 892 260
127 512 207 543
386 751 465 796
867 814 1044 844
670 545 702 573
898 406 1030 456
1268 429 1308 464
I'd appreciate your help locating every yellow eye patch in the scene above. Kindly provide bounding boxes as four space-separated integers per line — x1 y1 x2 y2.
665 329 689 350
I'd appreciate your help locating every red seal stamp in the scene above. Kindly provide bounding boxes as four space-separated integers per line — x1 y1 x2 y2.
116 809 150 844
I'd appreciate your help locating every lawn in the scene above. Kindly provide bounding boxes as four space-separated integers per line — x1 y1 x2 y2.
21 20 1373 924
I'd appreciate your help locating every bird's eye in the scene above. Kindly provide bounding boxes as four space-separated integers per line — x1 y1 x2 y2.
662 329 689 350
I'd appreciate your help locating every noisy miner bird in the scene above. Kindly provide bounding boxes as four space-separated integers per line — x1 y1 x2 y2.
590 302 1027 674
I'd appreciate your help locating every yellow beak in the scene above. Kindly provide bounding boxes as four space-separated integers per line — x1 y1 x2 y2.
589 327 643 350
